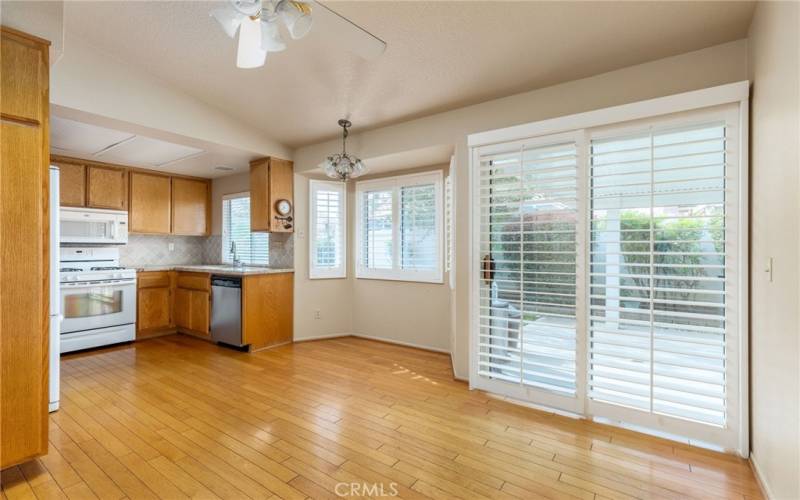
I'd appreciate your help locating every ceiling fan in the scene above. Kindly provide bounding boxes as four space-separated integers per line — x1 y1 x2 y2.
211 0 387 68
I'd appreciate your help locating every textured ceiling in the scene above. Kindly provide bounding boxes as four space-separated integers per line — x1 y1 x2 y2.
63 1 755 149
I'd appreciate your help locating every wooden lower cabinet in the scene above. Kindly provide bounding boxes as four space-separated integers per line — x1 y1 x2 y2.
135 270 292 350
243 273 293 350
173 272 210 338
137 271 173 338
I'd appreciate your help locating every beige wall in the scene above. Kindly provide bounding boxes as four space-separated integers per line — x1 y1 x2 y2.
349 165 451 352
293 40 749 378
293 165 452 352
747 2 800 498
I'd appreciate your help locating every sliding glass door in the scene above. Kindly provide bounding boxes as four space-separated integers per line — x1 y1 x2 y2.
471 101 744 451
475 132 585 412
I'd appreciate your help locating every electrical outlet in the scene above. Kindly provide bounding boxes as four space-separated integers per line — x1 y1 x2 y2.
314 310 321 320
168 243 175 252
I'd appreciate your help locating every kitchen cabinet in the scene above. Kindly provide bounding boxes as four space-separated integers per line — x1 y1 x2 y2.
175 272 210 338
0 27 50 469
172 177 209 236
56 161 86 207
87 164 127 210
136 271 173 338
243 272 293 350
129 171 172 234
250 157 294 233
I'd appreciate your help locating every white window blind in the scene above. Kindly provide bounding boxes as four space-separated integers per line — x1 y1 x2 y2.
356 171 443 283
309 180 346 279
222 193 269 265
444 174 452 273
470 89 746 452
589 121 729 426
478 139 580 398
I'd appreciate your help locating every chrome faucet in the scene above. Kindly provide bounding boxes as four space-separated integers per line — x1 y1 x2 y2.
230 241 242 267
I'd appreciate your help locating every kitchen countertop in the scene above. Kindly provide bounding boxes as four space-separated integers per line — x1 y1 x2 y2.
132 264 294 276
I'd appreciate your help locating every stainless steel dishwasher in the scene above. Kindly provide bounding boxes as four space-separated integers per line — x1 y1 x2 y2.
210 275 245 348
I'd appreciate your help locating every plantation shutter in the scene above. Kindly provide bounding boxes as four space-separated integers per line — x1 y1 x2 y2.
360 188 394 270
477 136 581 405
222 194 269 265
444 175 452 273
400 183 437 271
310 180 346 279
588 120 730 426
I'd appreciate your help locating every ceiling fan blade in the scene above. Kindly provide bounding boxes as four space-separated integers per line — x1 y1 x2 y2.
309 1 386 60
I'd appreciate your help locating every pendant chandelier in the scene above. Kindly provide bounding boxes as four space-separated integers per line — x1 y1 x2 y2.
320 119 366 181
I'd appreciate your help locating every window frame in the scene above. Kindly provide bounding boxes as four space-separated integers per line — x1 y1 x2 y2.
355 170 444 284
221 191 269 266
309 179 347 279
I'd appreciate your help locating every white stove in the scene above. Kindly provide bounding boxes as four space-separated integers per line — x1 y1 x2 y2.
59 247 137 353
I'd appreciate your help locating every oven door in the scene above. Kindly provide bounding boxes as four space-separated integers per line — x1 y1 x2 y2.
60 279 136 334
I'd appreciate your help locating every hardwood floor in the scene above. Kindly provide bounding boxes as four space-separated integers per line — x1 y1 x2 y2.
1 335 762 499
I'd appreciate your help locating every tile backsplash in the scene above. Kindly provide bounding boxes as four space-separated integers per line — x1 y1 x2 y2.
119 233 294 268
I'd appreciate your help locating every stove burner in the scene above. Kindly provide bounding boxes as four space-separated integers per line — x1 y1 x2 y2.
60 267 82 272
90 266 126 271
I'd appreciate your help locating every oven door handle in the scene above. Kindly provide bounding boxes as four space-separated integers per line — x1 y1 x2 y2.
61 279 136 288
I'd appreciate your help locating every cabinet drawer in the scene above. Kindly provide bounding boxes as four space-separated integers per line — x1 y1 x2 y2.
176 272 210 291
138 271 171 288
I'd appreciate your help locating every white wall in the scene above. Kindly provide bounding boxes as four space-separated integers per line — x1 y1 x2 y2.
293 40 750 378
747 2 800 498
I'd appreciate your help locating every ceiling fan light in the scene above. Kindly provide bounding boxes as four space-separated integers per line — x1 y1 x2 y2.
260 19 286 52
278 0 313 40
236 16 268 68
211 7 244 38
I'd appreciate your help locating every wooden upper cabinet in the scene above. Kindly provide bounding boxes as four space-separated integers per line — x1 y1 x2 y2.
250 157 294 233
0 28 46 124
172 178 209 236
87 165 127 210
129 171 171 234
57 162 86 207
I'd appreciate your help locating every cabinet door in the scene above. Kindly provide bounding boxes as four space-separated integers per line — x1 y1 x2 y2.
268 158 294 233
0 31 45 123
174 287 191 330
138 287 171 331
87 165 127 210
1 120 48 468
130 172 171 234
171 178 209 235
190 290 210 335
57 162 86 207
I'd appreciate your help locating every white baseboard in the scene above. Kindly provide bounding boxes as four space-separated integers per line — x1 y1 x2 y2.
294 332 451 354
749 453 774 500
350 333 451 354
293 333 352 342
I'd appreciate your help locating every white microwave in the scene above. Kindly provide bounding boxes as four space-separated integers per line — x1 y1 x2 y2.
60 207 128 245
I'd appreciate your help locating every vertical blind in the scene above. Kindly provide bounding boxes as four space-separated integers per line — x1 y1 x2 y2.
310 180 346 279
589 122 728 426
478 140 579 395
222 194 269 265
